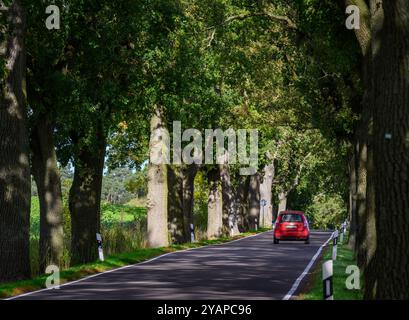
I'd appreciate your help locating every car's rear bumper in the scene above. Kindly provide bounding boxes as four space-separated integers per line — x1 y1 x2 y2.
274 230 309 240
274 236 309 241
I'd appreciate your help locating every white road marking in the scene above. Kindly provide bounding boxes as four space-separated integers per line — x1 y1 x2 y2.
282 232 334 300
5 230 271 300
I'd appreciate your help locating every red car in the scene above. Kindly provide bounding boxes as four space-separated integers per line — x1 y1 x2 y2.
273 210 310 244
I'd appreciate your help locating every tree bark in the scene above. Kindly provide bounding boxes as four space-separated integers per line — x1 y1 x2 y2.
278 192 288 213
356 1 378 269
0 0 31 282
362 0 381 297
236 175 250 232
182 164 198 242
368 0 409 299
167 165 185 244
69 127 106 265
355 121 368 264
147 107 169 247
167 164 197 244
207 169 223 239
220 164 239 236
347 145 358 249
260 164 274 228
345 0 379 292
30 114 63 272
248 173 260 230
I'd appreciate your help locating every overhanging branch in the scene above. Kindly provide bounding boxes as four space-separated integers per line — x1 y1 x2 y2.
208 11 297 31
223 12 297 30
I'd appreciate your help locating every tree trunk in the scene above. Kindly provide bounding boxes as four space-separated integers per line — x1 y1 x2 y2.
220 164 239 236
182 164 198 242
278 192 288 213
367 0 409 299
236 175 250 232
248 173 260 230
0 0 31 282
30 115 63 272
69 128 106 265
147 107 169 247
347 145 358 249
260 163 274 228
207 169 223 239
167 164 197 244
362 0 380 296
355 122 368 264
356 3 378 269
167 165 185 244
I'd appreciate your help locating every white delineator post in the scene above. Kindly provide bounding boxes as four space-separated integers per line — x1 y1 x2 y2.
332 230 339 261
96 233 104 261
340 224 344 244
322 260 334 300
190 223 196 243
260 199 267 228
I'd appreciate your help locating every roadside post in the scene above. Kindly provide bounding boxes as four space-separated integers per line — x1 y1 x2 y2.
340 223 344 244
322 260 334 300
332 230 339 261
96 233 104 261
190 223 196 243
260 199 267 228
343 220 348 233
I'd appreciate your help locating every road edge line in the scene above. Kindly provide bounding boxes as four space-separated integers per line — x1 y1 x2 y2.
282 232 334 300
5 230 272 300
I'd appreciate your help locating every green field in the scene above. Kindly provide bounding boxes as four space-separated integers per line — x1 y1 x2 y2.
29 197 148 276
30 197 147 236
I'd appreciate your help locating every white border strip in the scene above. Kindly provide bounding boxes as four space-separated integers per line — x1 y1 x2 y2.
282 232 334 300
5 230 272 300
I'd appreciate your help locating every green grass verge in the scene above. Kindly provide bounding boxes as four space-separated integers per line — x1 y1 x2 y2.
0 228 269 299
299 242 363 300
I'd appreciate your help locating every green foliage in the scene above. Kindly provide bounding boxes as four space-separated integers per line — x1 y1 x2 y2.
102 222 147 256
101 167 140 204
305 193 347 229
30 197 40 236
30 196 147 237
21 0 362 283
100 203 147 227
124 167 148 199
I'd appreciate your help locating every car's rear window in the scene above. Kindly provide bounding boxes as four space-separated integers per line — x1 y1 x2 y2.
280 214 303 222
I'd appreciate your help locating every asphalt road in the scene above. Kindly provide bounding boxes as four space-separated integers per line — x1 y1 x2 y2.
12 231 332 300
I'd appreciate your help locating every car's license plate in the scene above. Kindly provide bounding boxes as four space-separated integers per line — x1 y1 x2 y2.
286 225 297 229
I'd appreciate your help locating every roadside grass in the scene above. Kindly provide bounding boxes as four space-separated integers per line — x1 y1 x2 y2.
299 242 363 300
0 228 270 299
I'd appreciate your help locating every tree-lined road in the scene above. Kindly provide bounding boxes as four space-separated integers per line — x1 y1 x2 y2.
12 231 332 300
